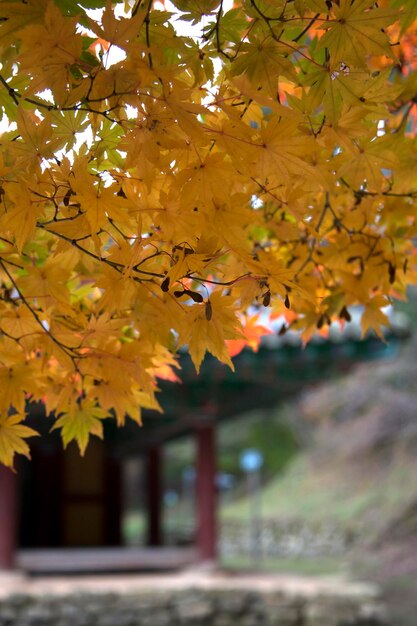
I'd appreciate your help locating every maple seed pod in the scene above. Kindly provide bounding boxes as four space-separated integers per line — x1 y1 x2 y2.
388 262 396 284
262 291 271 307
284 294 290 309
174 289 203 302
205 300 213 321
63 188 73 206
185 290 204 303
161 276 170 292
340 306 352 322
278 323 287 336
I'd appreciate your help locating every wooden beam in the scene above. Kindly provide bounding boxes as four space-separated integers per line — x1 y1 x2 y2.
0 465 17 569
196 422 217 562
146 446 163 546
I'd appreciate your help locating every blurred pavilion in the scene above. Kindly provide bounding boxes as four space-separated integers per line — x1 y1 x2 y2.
0 312 409 573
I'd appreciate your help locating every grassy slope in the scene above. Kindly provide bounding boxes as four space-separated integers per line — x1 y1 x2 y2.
221 333 417 623
222 453 416 532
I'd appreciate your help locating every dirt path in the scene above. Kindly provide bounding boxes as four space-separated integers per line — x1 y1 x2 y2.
0 567 378 600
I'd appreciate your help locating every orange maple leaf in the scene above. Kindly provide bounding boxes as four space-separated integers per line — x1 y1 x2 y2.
226 314 273 357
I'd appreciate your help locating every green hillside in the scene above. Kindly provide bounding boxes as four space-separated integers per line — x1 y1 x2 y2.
221 330 417 625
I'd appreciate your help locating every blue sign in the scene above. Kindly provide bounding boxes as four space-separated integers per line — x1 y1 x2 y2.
239 448 263 473
182 466 196 484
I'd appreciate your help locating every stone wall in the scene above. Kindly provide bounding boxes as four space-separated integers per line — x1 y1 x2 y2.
166 519 356 559
0 589 388 626
220 518 355 559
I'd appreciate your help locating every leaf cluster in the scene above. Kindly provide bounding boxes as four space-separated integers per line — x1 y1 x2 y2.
0 0 416 466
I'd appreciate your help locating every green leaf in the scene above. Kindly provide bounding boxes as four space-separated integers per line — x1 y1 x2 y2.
53 402 109 456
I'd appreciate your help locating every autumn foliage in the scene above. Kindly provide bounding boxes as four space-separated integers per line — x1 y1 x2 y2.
0 0 416 466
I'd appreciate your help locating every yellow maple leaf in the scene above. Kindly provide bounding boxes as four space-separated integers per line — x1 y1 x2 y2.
0 364 39 414
89 1 146 49
0 0 46 49
180 292 243 373
361 296 390 338
0 413 38 469
52 401 109 456
336 134 399 190
318 0 398 67
257 117 319 183
0 305 41 340
17 1 83 105
231 36 298 99
0 181 44 253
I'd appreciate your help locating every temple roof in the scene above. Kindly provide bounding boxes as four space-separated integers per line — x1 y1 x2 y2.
26 315 409 456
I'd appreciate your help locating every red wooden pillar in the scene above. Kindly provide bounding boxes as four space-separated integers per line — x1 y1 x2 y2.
146 446 163 546
196 422 217 562
0 465 17 569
